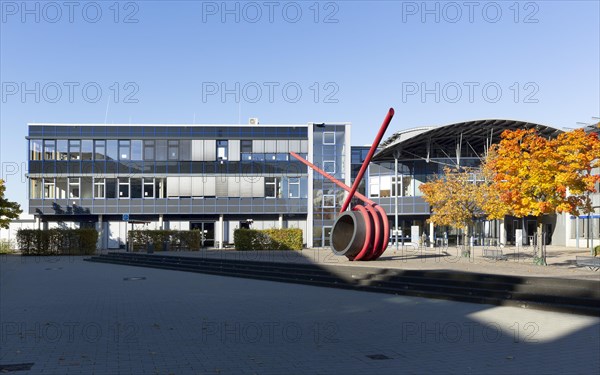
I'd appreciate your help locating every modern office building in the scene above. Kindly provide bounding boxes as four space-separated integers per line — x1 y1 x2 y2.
26 121 350 249
25 118 597 250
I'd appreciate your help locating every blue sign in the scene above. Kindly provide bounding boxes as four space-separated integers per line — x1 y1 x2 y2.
122 214 130 221
570 214 600 219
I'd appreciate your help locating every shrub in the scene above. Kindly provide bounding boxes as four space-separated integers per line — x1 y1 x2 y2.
128 230 201 252
16 229 98 255
234 228 303 251
0 239 14 254
594 245 600 257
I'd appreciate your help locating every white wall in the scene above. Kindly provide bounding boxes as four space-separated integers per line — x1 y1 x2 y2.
0 215 36 249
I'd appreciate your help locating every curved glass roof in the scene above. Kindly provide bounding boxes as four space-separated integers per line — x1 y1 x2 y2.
374 119 563 161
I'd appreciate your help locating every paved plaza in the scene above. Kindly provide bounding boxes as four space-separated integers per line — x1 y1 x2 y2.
114 244 600 280
1 253 599 374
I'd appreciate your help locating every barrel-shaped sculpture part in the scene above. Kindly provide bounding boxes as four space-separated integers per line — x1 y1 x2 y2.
330 204 389 261
330 210 368 258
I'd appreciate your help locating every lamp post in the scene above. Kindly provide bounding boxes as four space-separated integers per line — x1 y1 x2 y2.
394 150 400 251
592 206 599 255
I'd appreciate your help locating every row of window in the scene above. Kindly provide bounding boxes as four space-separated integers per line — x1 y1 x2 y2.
30 177 307 200
29 126 310 138
29 139 311 162
369 175 424 198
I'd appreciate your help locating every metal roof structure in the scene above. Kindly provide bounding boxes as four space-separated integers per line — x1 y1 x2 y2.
374 119 564 161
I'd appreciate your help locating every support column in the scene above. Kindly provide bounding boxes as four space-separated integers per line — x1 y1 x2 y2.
158 214 164 230
35 216 41 230
499 219 506 245
576 218 580 248
429 221 434 248
278 214 283 229
218 215 224 249
394 155 399 251
96 215 103 250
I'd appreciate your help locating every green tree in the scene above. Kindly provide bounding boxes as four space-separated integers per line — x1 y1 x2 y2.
0 179 22 229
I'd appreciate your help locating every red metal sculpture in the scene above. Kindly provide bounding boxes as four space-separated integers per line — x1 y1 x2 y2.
290 108 395 261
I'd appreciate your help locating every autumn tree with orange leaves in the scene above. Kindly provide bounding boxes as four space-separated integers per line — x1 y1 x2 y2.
484 128 600 262
420 166 508 256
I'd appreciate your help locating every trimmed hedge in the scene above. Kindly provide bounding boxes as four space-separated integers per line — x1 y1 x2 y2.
128 230 201 252
234 228 303 250
16 229 98 255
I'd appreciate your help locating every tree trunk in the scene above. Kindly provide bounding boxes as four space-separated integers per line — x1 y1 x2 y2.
535 216 546 265
462 225 470 258
536 216 543 256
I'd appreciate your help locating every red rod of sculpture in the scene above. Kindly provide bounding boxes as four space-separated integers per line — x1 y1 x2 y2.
339 107 395 213
289 151 374 205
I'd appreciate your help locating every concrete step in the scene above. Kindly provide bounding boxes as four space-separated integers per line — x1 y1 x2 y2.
85 253 600 316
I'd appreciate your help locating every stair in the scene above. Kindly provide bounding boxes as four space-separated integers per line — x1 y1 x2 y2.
85 252 600 316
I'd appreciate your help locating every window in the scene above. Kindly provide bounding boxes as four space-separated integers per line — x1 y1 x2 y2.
369 180 380 198
323 226 332 247
106 140 118 160
69 178 80 198
57 140 68 160
131 140 143 161
130 178 142 198
323 161 336 174
391 177 401 197
241 140 253 153
94 140 106 160
288 178 300 198
106 179 117 198
168 140 179 160
118 178 129 198
119 140 130 160
402 176 413 197
44 140 56 160
69 140 81 160
156 140 167 161
30 140 43 160
81 140 93 160
323 132 335 145
144 140 155 160
322 194 336 208
43 178 55 198
143 178 154 198
30 179 42 199
93 178 105 198
179 140 191 161
380 176 391 197
217 140 228 160
155 178 165 198
265 177 278 198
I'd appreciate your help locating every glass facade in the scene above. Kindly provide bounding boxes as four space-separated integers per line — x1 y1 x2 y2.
311 125 348 247
27 123 348 248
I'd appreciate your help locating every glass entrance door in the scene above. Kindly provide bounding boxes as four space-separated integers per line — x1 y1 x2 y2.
190 222 215 248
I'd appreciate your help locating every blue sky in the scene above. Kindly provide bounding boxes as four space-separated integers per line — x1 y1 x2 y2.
1 0 599 206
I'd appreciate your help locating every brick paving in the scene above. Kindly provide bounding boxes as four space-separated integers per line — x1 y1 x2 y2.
1 253 599 374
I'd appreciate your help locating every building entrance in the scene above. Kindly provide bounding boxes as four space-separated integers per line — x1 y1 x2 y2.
190 222 215 248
